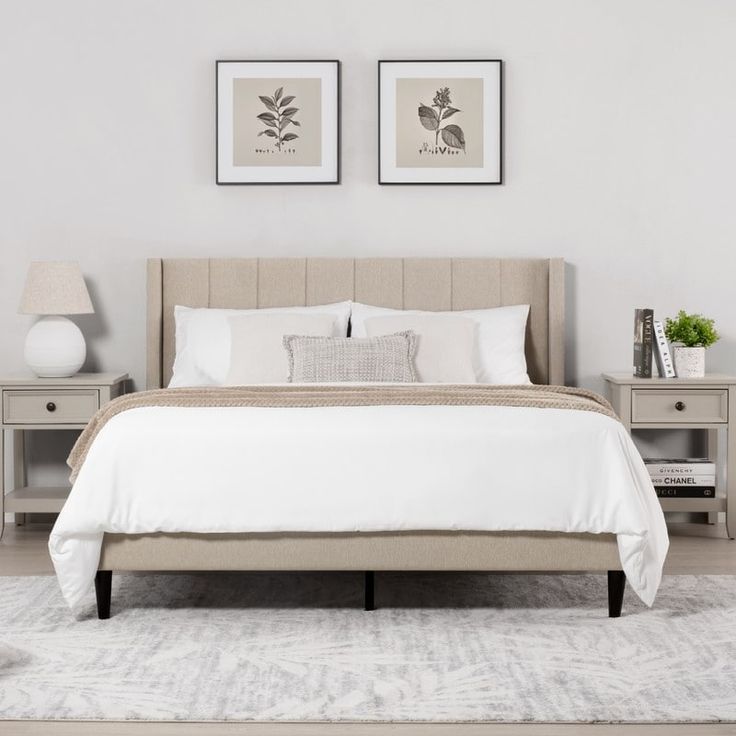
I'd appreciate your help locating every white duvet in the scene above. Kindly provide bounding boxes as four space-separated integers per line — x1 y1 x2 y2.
49 402 669 609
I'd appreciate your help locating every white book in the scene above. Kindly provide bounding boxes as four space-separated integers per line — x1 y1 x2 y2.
644 459 716 476
653 320 676 378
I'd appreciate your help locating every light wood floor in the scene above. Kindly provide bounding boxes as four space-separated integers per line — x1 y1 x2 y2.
1 521 735 736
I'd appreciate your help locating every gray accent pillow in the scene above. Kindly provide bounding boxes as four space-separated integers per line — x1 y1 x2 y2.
283 332 418 383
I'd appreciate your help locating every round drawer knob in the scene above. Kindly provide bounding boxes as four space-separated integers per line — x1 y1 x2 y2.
675 401 686 412
46 402 57 413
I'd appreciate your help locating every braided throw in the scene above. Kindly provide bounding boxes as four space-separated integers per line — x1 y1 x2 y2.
67 384 618 482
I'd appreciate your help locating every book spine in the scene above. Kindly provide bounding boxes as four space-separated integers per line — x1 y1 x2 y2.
644 462 716 475
633 308 654 378
642 310 653 378
654 486 716 499
649 475 716 485
652 320 676 378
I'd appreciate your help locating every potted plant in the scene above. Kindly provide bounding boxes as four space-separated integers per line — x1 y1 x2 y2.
664 311 719 378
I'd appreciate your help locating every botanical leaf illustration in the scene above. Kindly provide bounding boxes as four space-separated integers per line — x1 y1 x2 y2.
256 88 301 150
418 87 467 152
418 105 439 131
441 124 465 150
257 112 278 128
258 95 277 112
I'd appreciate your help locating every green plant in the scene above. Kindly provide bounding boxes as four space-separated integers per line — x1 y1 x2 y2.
256 87 300 151
664 310 719 348
418 87 466 151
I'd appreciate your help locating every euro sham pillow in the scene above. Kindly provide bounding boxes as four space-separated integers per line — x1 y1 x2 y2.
351 302 531 385
225 313 338 385
284 332 418 383
170 301 351 387
363 314 476 383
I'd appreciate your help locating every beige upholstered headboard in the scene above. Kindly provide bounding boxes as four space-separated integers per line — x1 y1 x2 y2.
147 258 565 389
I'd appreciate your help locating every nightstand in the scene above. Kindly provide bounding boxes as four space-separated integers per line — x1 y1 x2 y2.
602 373 735 539
0 372 128 538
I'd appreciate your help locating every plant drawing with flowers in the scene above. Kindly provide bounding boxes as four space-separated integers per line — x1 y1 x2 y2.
256 87 301 151
418 87 466 151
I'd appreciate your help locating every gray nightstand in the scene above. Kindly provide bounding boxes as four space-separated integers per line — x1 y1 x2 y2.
603 373 735 539
0 372 128 538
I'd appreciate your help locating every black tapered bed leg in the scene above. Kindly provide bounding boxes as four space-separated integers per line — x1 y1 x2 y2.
607 570 626 618
364 571 375 611
95 570 112 620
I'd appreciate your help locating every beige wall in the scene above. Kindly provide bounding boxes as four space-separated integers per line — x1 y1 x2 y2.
1 0 735 480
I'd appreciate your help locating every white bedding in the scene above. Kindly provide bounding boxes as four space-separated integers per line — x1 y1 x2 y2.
49 401 669 609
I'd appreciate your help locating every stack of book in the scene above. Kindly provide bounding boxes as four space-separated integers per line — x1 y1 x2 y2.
633 308 676 378
644 458 716 498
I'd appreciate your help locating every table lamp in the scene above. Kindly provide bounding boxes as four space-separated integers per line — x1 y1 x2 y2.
18 261 94 377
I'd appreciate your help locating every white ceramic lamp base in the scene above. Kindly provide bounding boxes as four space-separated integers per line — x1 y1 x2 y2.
24 316 86 378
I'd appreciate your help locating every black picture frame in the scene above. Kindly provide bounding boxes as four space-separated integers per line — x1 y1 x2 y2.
378 59 503 185
216 60 341 185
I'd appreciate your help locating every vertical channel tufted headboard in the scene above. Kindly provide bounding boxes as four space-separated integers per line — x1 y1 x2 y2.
146 258 565 389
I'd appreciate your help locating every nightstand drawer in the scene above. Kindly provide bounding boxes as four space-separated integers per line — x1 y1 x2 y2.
631 389 728 424
2 390 99 425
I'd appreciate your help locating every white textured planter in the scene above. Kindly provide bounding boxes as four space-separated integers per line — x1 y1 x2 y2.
673 346 705 378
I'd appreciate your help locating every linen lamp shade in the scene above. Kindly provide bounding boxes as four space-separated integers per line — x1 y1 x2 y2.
19 261 94 377
19 261 94 315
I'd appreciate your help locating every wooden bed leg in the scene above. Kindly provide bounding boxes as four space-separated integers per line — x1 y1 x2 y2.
607 570 626 618
364 571 375 611
95 571 112 620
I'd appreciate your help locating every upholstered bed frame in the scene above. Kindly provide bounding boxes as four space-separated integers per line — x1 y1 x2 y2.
95 258 625 618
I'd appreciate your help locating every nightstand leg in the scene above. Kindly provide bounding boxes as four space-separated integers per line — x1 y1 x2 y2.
707 429 718 525
0 429 5 540
728 397 735 540
13 431 26 526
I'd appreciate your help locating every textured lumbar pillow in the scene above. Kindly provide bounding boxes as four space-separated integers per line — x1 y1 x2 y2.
283 332 418 383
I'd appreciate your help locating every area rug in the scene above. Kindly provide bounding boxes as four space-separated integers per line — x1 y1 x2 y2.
0 572 735 722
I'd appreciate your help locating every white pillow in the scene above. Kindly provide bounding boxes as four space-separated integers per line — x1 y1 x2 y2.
225 313 337 385
351 302 531 385
364 314 476 383
170 302 351 387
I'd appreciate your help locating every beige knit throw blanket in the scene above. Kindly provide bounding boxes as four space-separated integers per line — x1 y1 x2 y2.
67 384 618 482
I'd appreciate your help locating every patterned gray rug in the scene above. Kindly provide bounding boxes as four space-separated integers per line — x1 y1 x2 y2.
0 572 735 722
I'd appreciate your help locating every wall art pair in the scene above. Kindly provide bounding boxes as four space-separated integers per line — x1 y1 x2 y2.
216 59 502 186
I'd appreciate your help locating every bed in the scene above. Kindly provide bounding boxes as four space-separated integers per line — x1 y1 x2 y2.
49 257 668 619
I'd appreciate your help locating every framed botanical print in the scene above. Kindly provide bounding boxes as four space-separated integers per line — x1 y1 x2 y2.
216 60 340 184
378 60 502 185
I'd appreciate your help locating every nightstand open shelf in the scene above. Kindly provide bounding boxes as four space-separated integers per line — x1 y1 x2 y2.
658 497 726 513
603 372 735 539
1 372 128 538
4 486 71 513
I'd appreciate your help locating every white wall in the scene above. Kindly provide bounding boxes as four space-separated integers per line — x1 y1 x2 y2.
1 0 735 394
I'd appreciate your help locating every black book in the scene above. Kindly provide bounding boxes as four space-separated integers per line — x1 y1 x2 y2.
633 308 654 378
655 486 716 499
